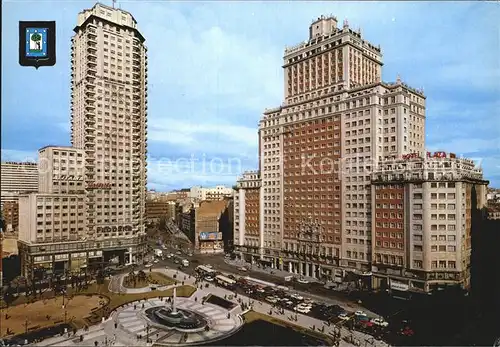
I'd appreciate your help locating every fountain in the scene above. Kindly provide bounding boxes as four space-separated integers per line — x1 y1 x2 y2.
144 287 208 332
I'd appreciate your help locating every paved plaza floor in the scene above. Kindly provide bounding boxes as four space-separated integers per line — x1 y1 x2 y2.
32 267 388 347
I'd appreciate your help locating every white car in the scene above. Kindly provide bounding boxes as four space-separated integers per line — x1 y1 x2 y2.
354 310 367 317
266 296 279 304
166 254 173 259
205 276 214 282
238 267 248 272
297 279 310 284
153 259 159 263
291 294 304 300
371 318 389 327
295 306 311 314
144 263 153 268
206 264 213 269
338 313 350 320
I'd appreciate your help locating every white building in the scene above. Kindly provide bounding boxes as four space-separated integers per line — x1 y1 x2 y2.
189 185 233 201
371 152 488 293
233 171 262 258
0 162 38 206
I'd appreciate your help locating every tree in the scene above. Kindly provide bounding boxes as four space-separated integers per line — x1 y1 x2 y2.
137 270 147 282
31 33 42 50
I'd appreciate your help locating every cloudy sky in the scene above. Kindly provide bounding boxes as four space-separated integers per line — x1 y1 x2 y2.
2 1 499 191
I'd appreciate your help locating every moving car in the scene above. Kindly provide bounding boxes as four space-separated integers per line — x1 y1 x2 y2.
144 263 153 268
205 276 214 282
266 296 279 304
297 278 310 284
354 310 367 317
371 318 389 327
166 254 173 259
238 267 248 272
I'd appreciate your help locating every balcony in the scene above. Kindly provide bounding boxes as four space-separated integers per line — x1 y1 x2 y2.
87 33 97 44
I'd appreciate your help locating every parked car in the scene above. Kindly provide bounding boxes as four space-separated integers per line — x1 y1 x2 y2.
356 315 374 327
144 263 153 268
338 313 350 320
354 310 367 317
296 306 311 314
238 267 248 272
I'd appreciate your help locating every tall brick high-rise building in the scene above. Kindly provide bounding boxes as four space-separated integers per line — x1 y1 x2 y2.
235 15 427 281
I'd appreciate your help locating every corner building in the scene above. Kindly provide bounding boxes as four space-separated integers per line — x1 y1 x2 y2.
256 15 426 279
371 152 488 293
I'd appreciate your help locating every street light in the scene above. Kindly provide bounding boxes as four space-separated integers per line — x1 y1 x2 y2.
297 218 322 280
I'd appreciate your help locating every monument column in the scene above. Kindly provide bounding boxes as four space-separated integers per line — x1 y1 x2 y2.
172 287 177 313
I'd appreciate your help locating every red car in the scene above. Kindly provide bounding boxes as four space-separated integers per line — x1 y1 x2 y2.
356 316 374 327
401 327 414 336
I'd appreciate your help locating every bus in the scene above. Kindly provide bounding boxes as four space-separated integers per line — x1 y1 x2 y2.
195 265 216 276
215 274 236 289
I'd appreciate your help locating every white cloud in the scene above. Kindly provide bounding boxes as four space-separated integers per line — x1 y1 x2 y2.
428 139 500 155
1 149 38 162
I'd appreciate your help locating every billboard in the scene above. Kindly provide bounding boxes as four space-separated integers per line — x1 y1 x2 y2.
199 232 222 241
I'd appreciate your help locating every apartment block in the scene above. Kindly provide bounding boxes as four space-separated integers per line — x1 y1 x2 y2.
371 152 488 293
0 162 38 194
233 171 262 259
0 162 38 208
253 15 426 280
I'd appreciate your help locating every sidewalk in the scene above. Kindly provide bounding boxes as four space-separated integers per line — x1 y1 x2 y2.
224 258 320 283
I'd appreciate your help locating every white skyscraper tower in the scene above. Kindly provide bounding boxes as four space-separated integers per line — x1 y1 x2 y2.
71 3 148 261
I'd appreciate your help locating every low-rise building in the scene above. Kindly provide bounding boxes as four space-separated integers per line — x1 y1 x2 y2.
195 200 229 254
190 185 233 201
371 152 488 294
145 200 176 223
486 203 500 220
2 200 19 234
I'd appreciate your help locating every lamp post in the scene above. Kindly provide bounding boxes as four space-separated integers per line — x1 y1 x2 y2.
297 218 322 280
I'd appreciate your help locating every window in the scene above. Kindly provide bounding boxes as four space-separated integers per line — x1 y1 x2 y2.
413 245 423 252
448 261 456 269
447 235 456 241
413 260 423 268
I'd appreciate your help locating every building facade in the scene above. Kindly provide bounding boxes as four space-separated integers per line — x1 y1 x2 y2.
255 15 426 279
194 200 229 254
190 186 233 201
233 171 262 261
0 162 38 198
17 4 148 278
145 200 176 223
371 152 488 293
0 162 38 223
